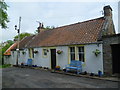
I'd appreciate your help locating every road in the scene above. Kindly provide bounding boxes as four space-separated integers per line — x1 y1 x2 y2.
2 67 119 88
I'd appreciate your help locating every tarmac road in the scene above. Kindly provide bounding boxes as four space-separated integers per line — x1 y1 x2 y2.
2 67 119 88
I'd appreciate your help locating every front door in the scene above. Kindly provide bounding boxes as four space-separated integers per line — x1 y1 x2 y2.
51 49 56 69
111 44 120 74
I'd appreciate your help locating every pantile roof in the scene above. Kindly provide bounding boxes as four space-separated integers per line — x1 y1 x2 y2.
27 17 105 47
4 43 17 55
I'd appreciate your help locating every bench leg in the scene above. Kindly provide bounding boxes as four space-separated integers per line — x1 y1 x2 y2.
77 69 81 74
66 68 68 73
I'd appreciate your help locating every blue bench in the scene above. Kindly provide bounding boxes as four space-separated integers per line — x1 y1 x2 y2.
65 60 82 74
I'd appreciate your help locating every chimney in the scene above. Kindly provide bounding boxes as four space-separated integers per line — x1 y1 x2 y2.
103 5 112 18
37 22 44 33
102 5 115 36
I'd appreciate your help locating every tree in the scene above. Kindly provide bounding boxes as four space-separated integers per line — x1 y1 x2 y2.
14 32 33 41
1 40 13 55
0 0 9 29
0 40 13 65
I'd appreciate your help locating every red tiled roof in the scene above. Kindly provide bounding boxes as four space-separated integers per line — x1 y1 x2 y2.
27 17 105 47
4 43 17 55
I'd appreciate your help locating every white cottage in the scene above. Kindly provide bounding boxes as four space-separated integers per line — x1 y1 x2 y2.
5 5 115 75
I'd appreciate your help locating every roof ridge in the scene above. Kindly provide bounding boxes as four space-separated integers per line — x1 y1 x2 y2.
77 17 105 24
44 17 104 32
25 16 106 47
4 43 17 55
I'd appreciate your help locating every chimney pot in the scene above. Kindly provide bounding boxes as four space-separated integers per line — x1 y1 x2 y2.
37 22 44 33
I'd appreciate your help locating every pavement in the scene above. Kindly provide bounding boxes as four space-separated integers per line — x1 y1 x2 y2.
2 67 120 88
53 70 120 82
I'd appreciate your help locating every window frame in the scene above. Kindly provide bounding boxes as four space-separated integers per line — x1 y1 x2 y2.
69 47 75 61
42 49 48 58
77 46 85 62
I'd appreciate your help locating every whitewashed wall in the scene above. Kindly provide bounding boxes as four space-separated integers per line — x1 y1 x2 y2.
31 47 68 69
10 49 29 65
4 56 11 64
33 48 50 68
10 51 17 65
84 44 103 74
9 44 103 74
56 46 68 69
18 49 29 65
56 44 103 74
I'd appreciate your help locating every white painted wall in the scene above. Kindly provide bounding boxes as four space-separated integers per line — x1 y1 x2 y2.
31 47 68 69
56 44 103 74
4 56 11 64
56 46 69 69
84 44 103 74
18 49 29 65
9 44 103 74
10 51 17 65
33 48 50 68
9 49 29 65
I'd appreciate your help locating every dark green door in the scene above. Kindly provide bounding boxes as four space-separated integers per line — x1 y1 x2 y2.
51 49 56 69
111 44 120 74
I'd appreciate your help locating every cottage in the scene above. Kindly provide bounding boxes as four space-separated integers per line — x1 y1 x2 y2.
4 5 117 75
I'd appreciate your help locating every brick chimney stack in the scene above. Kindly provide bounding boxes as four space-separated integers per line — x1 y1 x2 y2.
37 22 44 33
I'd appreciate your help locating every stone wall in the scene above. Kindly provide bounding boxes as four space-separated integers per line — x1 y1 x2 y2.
102 34 120 75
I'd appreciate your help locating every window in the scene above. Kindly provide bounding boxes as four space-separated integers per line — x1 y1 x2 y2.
70 47 75 61
78 47 84 62
43 49 48 57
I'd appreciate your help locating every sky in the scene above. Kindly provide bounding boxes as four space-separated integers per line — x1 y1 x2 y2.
0 0 119 42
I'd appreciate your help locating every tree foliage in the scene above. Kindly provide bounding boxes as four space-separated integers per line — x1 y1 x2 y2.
0 0 9 29
14 32 33 41
1 40 13 55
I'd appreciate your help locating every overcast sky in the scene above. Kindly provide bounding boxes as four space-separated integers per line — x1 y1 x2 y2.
1 0 119 42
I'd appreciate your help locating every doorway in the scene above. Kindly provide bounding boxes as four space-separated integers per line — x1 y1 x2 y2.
51 49 56 69
111 44 120 74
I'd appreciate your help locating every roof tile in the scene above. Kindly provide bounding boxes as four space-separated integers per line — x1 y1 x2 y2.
27 17 105 47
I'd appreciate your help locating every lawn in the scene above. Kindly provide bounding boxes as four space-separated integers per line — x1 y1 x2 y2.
0 64 11 68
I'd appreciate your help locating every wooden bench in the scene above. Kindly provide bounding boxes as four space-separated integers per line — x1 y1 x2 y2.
65 60 82 74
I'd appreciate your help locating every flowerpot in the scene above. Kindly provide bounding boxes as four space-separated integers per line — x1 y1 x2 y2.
95 53 98 56
57 50 63 54
55 68 60 70
98 71 102 77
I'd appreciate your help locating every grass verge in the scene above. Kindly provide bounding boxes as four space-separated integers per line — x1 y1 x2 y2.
0 64 11 68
